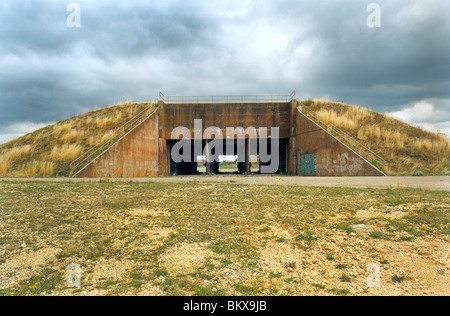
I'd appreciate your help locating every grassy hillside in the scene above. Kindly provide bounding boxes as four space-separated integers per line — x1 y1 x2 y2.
0 102 156 177
300 99 450 176
0 99 448 177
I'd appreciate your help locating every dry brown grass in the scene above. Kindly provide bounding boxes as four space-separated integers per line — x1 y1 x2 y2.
412 138 449 153
0 145 35 176
0 102 155 177
302 99 450 175
100 130 115 143
1 145 33 161
0 157 10 175
316 109 358 130
14 161 55 177
87 136 96 147
49 144 83 162
94 112 123 129
52 122 73 135
59 129 85 144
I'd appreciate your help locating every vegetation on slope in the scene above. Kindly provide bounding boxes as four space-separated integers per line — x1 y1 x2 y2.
300 99 450 176
0 102 155 177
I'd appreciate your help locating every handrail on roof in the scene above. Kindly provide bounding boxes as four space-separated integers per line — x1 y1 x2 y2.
159 91 296 104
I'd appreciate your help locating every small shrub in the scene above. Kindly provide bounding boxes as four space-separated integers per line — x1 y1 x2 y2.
329 288 350 296
339 274 352 283
284 261 297 270
335 264 348 270
392 275 404 283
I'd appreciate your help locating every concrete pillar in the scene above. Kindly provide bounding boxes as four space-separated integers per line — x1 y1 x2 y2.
205 139 211 175
246 138 250 175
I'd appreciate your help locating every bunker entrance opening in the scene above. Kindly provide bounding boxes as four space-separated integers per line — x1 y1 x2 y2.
168 139 288 176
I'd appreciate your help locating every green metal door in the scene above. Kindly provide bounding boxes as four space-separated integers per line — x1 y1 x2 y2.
300 153 316 176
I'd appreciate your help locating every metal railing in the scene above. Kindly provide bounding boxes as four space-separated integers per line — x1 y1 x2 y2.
159 91 296 104
298 101 386 168
70 103 158 176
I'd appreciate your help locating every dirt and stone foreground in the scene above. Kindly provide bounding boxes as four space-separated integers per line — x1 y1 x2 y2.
0 180 448 296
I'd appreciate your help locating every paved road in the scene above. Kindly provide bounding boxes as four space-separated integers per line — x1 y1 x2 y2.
1 176 449 191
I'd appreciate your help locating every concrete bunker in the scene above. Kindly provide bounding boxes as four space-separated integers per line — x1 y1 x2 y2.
73 94 385 178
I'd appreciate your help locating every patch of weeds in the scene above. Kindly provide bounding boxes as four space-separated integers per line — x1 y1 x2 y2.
192 285 227 296
128 270 148 289
369 231 390 240
259 227 270 233
284 261 297 270
97 278 121 290
154 268 169 277
339 274 352 283
234 282 259 295
189 270 215 282
383 218 422 237
335 264 348 270
326 254 335 261
284 277 298 284
383 188 407 206
333 218 358 234
329 288 350 296
301 261 309 269
404 207 449 235
311 283 325 290
269 272 283 279
106 199 135 210
295 232 317 246
204 261 215 271
238 245 259 268
391 275 404 283
208 241 231 255
9 268 65 295
220 259 233 267
196 233 213 243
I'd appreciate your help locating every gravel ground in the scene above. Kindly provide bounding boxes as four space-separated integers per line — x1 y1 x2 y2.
0 180 448 296
0 176 449 191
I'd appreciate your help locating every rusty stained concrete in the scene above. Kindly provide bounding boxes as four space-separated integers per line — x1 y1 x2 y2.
76 100 385 178
76 108 160 178
161 101 292 140
293 106 384 177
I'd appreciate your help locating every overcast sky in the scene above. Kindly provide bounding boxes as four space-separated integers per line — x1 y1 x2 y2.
0 0 449 143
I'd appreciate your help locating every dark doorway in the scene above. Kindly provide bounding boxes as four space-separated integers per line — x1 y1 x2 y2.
167 139 289 176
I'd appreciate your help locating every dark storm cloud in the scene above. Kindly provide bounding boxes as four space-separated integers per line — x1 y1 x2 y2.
0 0 449 143
261 0 450 110
0 0 221 140
0 0 218 58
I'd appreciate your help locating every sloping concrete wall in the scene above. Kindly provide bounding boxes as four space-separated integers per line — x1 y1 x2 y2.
75 110 160 178
295 108 384 176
